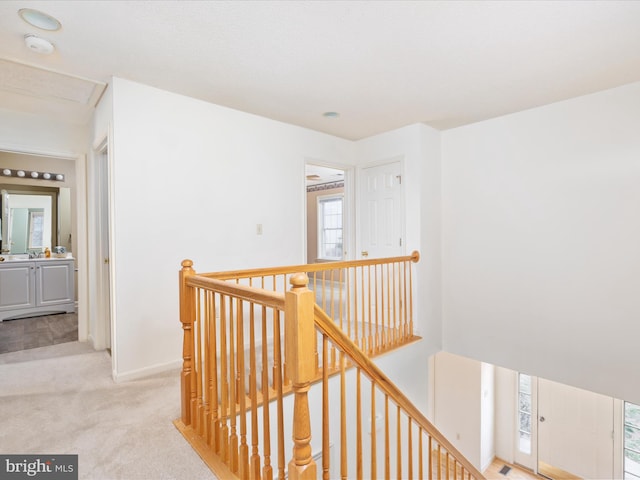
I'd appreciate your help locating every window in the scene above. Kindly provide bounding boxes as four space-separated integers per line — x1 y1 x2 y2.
625 401 640 479
28 210 45 249
317 194 343 260
518 373 532 455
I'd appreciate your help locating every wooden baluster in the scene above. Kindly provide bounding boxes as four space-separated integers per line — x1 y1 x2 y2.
278 274 290 388
374 264 379 354
329 269 336 370
238 300 249 478
428 436 433 480
370 381 376 480
249 300 261 480
285 273 317 480
397 405 402 480
408 417 413 480
356 369 362 480
384 395 390 480
380 263 387 350
340 352 347 480
360 266 365 351
386 263 391 347
203 291 212 445
437 443 442 480
219 295 229 465
353 266 359 348
262 304 273 480
367 265 372 355
211 293 220 454
410 254 417 338
195 290 204 435
446 451 450 480
346 266 352 343
179 260 196 427
322 335 330 480
274 310 285 480
229 298 238 473
402 262 409 341
392 262 398 344
419 428 423 480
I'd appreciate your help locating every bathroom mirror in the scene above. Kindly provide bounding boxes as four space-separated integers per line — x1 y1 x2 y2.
0 185 71 255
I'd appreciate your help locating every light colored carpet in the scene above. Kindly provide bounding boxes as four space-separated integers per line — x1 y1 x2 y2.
0 342 217 479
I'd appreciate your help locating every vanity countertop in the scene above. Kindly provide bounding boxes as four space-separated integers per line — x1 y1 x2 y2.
0 256 74 263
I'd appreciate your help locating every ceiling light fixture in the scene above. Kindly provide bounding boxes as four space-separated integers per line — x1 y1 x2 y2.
322 112 340 118
18 8 62 31
24 34 55 55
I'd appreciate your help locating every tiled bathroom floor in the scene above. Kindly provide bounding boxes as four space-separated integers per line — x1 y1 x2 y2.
0 313 78 354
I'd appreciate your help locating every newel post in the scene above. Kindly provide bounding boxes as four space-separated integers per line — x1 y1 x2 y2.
285 273 317 480
179 259 196 426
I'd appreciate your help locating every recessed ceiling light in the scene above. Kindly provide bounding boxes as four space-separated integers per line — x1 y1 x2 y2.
18 8 62 31
323 111 340 118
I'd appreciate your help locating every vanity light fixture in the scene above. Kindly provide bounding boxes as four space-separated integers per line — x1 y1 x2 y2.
0 168 64 182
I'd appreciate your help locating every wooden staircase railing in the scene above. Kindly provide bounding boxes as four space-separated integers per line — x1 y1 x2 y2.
174 254 485 479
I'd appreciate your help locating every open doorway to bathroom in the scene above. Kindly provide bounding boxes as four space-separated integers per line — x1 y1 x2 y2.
0 150 78 354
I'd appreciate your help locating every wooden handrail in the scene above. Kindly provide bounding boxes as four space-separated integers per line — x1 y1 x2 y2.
201 251 420 280
313 304 486 479
186 275 285 310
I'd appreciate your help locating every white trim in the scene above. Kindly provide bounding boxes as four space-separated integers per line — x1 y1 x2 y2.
113 359 182 383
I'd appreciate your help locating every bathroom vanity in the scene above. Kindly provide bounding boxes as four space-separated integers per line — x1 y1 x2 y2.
0 257 75 322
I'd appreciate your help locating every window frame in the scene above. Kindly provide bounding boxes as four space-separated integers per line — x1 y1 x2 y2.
317 193 344 261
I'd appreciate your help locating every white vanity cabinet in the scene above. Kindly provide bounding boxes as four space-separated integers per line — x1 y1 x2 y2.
0 258 75 321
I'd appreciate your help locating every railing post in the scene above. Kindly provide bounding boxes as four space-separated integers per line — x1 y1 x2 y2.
179 259 196 426
285 273 317 480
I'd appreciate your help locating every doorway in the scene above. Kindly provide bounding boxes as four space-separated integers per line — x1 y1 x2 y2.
305 163 349 264
91 140 113 355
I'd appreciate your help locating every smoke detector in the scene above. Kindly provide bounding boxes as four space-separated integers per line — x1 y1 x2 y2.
24 34 55 55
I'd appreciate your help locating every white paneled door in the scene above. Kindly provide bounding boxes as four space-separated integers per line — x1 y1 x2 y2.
538 378 614 479
359 161 403 260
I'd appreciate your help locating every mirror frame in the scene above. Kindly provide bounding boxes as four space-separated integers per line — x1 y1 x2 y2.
0 184 58 254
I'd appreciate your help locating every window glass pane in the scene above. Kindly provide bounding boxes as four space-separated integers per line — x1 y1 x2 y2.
519 392 531 414
318 196 343 260
626 449 640 478
519 412 531 432
519 431 531 455
626 425 640 453
627 403 640 429
519 374 531 394
626 402 640 478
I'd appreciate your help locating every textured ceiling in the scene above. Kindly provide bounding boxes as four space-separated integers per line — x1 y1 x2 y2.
0 1 639 139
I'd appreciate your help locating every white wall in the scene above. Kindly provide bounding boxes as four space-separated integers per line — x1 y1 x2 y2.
434 351 482 468
442 81 640 405
104 77 356 379
494 366 516 464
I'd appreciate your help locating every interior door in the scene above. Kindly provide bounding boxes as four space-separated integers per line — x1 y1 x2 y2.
359 161 403 260
538 378 614 479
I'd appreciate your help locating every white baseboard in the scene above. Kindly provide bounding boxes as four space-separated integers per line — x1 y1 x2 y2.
113 358 182 383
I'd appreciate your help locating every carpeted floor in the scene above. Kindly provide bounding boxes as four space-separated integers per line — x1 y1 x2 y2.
0 342 217 479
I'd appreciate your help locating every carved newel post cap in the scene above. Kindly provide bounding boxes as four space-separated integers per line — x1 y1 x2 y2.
289 273 309 289
181 259 193 268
